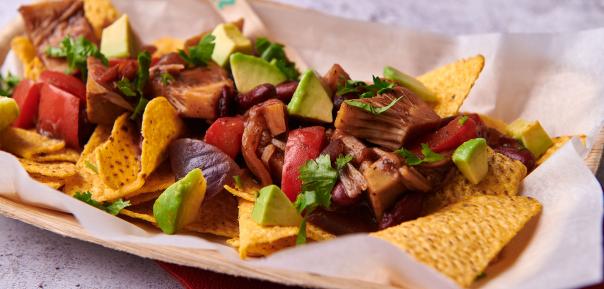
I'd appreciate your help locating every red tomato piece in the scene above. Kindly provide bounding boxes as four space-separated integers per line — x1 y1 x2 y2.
204 116 245 159
281 126 326 201
37 84 80 148
11 79 42 129
39 71 86 102
427 115 479 152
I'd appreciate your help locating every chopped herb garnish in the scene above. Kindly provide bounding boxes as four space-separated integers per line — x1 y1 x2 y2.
115 51 151 120
115 78 137 98
46 36 108 79
160 72 175 85
344 96 403 115
0 72 20 96
130 97 149 120
336 79 366 96
459 115 469 125
395 143 444 166
336 76 395 98
73 191 130 215
84 161 98 174
233 175 243 190
178 34 215 67
335 154 353 171
135 51 151 96
255 37 299 80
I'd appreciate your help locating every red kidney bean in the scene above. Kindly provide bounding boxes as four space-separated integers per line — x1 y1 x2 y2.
379 192 423 229
275 81 298 103
236 83 276 112
217 85 236 117
495 146 535 171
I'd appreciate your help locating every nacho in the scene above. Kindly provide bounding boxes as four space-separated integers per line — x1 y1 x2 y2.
423 148 527 213
186 192 239 238
152 37 184 58
31 174 65 190
83 0 120 38
11 35 45 80
372 195 541 288
126 190 162 205
418 55 485 117
537 135 587 165
0 128 65 159
224 173 260 202
126 162 175 198
120 201 156 224
19 159 76 178
33 149 80 163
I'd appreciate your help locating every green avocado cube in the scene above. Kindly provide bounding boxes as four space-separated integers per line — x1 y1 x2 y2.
507 119 553 158
100 15 136 59
252 185 302 226
452 138 488 185
211 23 252 67
153 168 206 234
0 97 19 131
287 70 333 123
383 66 437 102
230 53 286 93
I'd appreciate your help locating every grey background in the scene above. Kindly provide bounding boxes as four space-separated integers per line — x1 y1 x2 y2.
1 1 603 288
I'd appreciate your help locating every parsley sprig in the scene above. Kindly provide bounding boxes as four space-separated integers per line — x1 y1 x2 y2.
73 191 130 215
46 36 108 79
395 144 444 166
111 51 151 120
0 72 20 97
336 75 395 98
255 37 300 80
179 34 215 67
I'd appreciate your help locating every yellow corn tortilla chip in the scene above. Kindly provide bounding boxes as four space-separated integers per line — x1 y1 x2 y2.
96 114 144 197
120 201 156 224
226 237 240 248
126 190 162 205
78 125 112 166
140 97 185 179
19 159 76 178
33 149 80 163
125 162 175 198
372 195 541 288
479 114 509 135
186 192 239 238
418 55 485 117
423 148 527 214
83 0 120 38
31 174 64 190
1 128 65 159
224 173 260 202
537 135 586 165
238 199 334 258
11 36 45 80
152 37 184 58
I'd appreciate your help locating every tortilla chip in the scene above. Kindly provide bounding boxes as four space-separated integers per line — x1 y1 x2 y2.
83 0 120 38
11 36 45 80
152 37 184 58
237 199 334 258
423 148 527 213
120 201 156 224
33 149 80 163
418 55 485 117
19 159 76 178
0 128 65 159
479 114 509 135
537 135 586 165
96 114 144 197
126 162 175 198
224 173 260 202
226 237 240 248
78 125 112 166
186 192 239 238
372 195 541 288
140 97 185 179
31 174 64 190
126 190 162 205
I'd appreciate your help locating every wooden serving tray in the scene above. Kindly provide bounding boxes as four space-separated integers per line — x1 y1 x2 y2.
0 1 602 288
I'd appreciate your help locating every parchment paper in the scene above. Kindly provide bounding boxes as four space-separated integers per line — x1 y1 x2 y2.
1 1 603 288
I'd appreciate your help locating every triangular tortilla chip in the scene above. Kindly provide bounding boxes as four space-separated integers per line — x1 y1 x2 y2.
83 0 119 38
152 37 184 58
423 148 527 214
1 128 65 159
224 173 260 202
186 192 239 238
536 135 586 165
11 36 45 80
19 159 76 178
31 174 65 190
372 195 541 288
418 55 485 117
33 149 80 163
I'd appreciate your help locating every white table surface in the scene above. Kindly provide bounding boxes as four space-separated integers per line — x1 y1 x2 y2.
1 1 603 288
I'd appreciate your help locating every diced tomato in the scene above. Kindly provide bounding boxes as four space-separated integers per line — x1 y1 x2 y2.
281 126 326 201
427 115 479 152
39 71 86 102
11 79 42 129
204 116 245 159
37 84 80 148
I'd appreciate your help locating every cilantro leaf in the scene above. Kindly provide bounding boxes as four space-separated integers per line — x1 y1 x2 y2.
359 76 395 98
0 72 20 96
335 154 353 171
255 37 299 80
115 78 137 98
459 115 469 125
46 36 107 79
395 143 444 166
73 191 130 215
160 72 174 85
130 97 149 120
336 79 366 96
179 34 215 67
295 219 308 245
135 51 151 96
344 96 403 115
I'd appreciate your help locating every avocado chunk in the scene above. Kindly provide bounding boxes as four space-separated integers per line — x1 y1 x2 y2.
252 185 302 226
507 119 553 158
100 15 136 59
452 138 488 185
230 53 286 93
0 97 19 131
153 168 207 234
287 70 333 123
383 66 437 102
211 23 252 67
